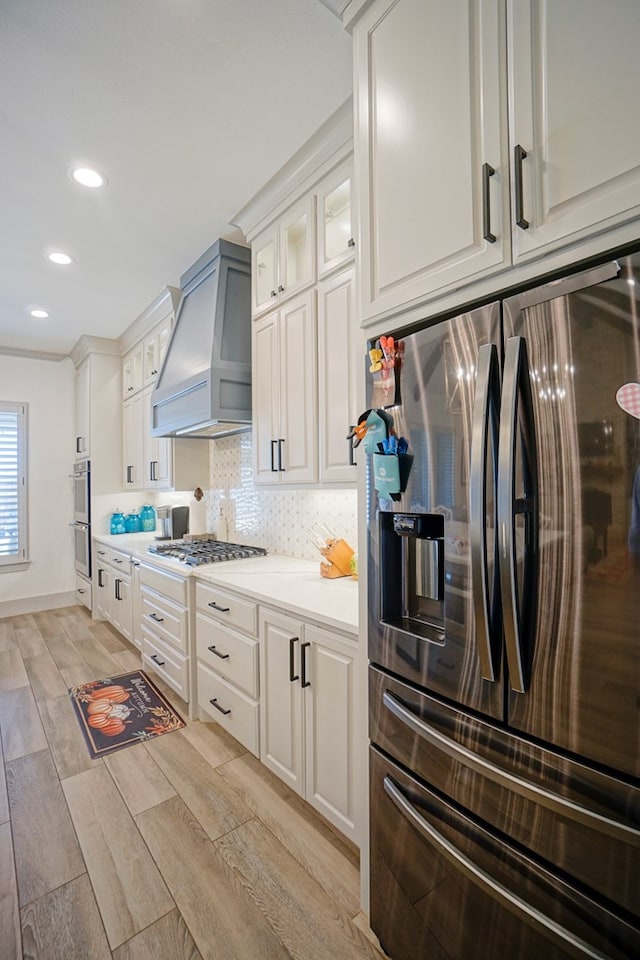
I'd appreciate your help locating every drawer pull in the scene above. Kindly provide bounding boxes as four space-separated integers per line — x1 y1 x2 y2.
97 549 106 556
208 645 230 660
151 654 166 666
113 558 123 564
208 601 230 612
210 697 231 716
149 613 164 622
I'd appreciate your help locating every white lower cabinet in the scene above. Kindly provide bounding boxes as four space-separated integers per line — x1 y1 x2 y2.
140 562 189 702
93 542 133 642
194 580 260 756
259 607 358 843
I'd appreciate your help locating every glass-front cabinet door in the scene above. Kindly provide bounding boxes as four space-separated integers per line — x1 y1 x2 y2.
253 229 278 315
317 161 354 277
279 195 315 301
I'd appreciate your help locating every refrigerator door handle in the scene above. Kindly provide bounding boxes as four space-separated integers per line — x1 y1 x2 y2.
498 336 539 694
382 691 640 847
383 775 610 960
470 343 501 681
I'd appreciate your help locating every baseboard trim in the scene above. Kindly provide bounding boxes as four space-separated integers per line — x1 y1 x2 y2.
0 591 77 619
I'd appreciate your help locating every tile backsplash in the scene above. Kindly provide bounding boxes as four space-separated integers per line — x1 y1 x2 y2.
202 434 358 561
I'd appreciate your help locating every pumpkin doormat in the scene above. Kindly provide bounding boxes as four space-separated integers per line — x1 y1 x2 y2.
68 670 185 759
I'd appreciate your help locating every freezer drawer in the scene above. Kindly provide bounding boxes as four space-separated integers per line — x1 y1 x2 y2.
370 747 639 960
370 666 640 918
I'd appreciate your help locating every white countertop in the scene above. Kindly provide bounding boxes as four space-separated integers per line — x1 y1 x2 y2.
93 533 359 636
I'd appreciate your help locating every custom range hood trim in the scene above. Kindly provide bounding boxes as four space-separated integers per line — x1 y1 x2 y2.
151 239 252 440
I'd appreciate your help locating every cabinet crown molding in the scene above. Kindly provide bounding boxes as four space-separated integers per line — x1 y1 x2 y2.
70 334 121 368
118 286 181 357
232 97 353 242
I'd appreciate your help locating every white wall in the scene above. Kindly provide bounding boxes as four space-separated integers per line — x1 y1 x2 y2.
0 354 76 611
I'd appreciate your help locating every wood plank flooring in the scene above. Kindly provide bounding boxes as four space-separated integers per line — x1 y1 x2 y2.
0 606 385 960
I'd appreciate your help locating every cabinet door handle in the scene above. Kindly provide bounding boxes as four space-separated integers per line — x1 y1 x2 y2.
347 237 355 248
76 436 82 453
270 439 278 472
114 579 122 601
98 569 104 587
113 558 123 564
210 697 231 716
301 641 311 688
127 385 133 392
270 289 277 298
482 162 496 243
207 644 230 660
151 368 158 375
277 438 285 471
150 460 158 481
207 601 230 612
97 549 106 556
289 636 299 682
514 144 529 230
151 653 166 666
278 284 285 293
127 465 133 483
149 612 164 622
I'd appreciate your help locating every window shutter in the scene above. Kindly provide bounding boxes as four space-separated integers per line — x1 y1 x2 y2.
0 404 27 562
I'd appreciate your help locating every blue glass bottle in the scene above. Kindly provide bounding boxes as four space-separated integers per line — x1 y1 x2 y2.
124 511 141 533
110 511 126 535
139 504 156 532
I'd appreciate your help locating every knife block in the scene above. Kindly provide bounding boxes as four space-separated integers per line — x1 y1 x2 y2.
319 538 354 578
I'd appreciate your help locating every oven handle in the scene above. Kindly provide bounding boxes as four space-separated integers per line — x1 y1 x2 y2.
383 775 608 960
469 342 501 681
382 691 640 847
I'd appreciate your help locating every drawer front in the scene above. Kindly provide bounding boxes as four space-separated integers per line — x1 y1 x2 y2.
108 547 131 570
196 614 258 698
75 575 92 610
142 629 189 701
141 587 187 652
140 563 187 606
197 662 259 757
195 581 257 637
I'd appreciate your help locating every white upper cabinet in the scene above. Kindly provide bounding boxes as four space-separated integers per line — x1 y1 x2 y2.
508 0 640 262
351 0 640 326
252 290 318 485
74 358 91 459
122 343 143 399
317 267 359 483
353 0 509 325
252 196 316 316
316 160 354 278
143 317 171 387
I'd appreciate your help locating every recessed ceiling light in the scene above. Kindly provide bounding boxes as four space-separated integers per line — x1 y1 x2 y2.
29 308 49 319
47 251 74 266
70 166 106 189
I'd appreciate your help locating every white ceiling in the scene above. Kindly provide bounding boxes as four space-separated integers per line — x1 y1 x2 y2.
0 0 352 358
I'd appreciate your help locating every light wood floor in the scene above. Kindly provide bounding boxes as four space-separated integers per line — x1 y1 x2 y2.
0 605 384 960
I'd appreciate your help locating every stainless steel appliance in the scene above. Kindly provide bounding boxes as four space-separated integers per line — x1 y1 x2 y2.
155 505 189 541
367 253 640 959
71 460 91 579
148 538 266 566
72 459 90 524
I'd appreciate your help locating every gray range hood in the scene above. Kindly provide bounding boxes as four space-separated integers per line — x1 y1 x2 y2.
151 239 252 440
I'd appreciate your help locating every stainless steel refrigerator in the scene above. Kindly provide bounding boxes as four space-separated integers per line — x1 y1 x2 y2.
367 253 640 959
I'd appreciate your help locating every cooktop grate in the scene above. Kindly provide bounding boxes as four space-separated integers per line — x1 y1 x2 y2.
147 538 267 566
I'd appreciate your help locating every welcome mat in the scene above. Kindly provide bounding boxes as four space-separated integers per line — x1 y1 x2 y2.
69 670 185 759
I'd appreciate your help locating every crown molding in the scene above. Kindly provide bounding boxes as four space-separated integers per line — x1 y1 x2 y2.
0 346 67 363
118 286 181 356
231 97 353 241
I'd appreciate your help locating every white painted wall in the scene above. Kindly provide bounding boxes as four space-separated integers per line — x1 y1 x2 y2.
0 354 76 610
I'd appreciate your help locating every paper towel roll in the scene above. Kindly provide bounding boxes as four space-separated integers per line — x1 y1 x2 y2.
189 499 207 536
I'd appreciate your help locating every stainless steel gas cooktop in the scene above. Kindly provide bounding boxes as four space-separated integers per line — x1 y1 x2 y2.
147 538 267 567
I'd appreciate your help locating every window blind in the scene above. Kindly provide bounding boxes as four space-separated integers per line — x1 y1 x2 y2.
0 403 27 563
